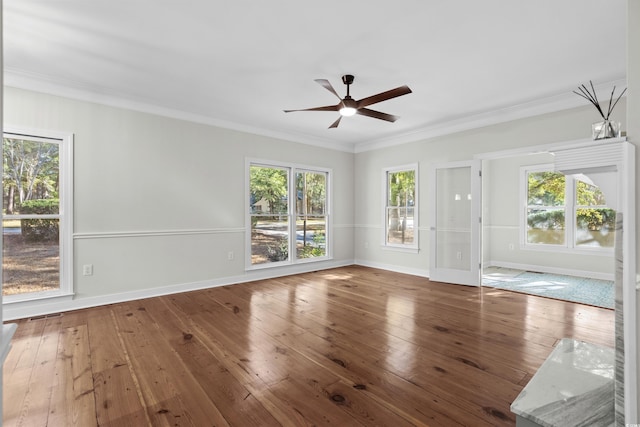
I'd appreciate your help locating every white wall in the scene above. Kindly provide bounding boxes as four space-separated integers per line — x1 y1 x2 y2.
3 87 355 318
354 102 625 277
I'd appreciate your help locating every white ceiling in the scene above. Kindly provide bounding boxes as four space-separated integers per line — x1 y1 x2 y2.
3 0 627 152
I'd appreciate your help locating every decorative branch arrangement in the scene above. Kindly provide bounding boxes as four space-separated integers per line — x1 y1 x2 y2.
573 80 626 121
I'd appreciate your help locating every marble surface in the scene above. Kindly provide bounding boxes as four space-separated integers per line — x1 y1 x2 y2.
511 338 615 427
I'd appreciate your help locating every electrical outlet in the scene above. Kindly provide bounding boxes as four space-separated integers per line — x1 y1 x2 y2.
227 251 234 261
456 251 462 260
364 241 369 249
509 243 515 251
82 264 93 276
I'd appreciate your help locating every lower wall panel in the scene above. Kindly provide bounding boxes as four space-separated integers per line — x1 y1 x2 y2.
4 227 354 321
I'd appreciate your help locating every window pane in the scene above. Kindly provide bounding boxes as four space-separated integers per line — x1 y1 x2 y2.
296 171 326 215
527 208 565 244
526 171 565 245
386 169 416 247
388 170 415 207
249 165 290 265
3 138 60 214
527 172 564 206
296 216 326 259
249 166 288 214
576 180 606 206
250 217 289 265
387 207 415 245
3 218 60 295
3 137 61 296
576 208 616 248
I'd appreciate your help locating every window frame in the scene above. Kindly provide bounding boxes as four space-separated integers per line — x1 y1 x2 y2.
382 163 419 252
246 158 331 270
520 164 613 254
3 127 74 303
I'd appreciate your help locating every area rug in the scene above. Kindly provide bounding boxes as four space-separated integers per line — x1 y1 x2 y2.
482 268 614 309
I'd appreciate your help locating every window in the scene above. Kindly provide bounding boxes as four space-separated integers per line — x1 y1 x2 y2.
3 129 73 300
523 165 615 250
383 165 418 250
248 161 329 268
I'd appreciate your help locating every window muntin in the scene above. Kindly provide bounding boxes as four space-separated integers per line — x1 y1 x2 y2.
523 167 614 250
248 162 330 268
384 165 418 249
3 133 71 298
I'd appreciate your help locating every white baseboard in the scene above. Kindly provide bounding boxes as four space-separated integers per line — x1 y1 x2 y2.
6 257 610 321
354 259 429 278
484 260 615 281
3 259 354 321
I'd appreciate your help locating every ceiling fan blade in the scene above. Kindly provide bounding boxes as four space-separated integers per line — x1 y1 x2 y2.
328 116 342 128
283 104 339 113
315 79 343 100
356 108 399 122
357 85 412 108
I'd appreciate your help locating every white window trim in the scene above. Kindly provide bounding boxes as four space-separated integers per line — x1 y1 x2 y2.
245 158 332 270
382 163 419 252
520 164 613 254
3 127 74 303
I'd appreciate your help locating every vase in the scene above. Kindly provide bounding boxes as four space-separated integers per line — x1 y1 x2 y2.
592 120 620 140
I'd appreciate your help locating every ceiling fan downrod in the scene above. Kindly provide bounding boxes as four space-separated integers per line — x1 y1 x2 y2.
342 74 355 98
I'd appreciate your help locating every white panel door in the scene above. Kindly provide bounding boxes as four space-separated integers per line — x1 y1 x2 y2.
429 160 481 286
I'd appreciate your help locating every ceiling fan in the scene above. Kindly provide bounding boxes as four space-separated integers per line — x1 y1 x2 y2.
284 75 412 129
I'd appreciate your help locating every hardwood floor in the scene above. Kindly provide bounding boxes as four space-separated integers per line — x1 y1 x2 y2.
3 266 614 426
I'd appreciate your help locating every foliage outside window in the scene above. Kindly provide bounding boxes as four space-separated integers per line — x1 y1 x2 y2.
384 165 418 249
249 162 329 267
525 167 615 249
296 171 327 259
575 180 616 247
526 171 566 245
3 135 65 297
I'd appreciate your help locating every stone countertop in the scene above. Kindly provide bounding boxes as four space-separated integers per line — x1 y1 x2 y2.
511 338 615 427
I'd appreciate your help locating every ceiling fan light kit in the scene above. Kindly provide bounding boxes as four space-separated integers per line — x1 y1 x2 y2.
339 106 357 117
284 74 412 128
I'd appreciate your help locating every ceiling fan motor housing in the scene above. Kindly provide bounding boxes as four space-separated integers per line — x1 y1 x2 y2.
341 74 355 85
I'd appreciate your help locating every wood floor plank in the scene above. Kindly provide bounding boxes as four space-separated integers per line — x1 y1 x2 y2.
88 311 149 426
273 319 493 426
110 301 231 426
3 266 616 426
148 297 282 426
4 318 62 427
47 325 97 427
92 367 150 427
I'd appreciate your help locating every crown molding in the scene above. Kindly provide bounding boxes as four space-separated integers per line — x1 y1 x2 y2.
353 77 627 153
4 68 354 153
5 69 625 155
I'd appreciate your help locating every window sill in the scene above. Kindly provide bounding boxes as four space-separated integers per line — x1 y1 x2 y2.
3 290 74 305
246 256 333 271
